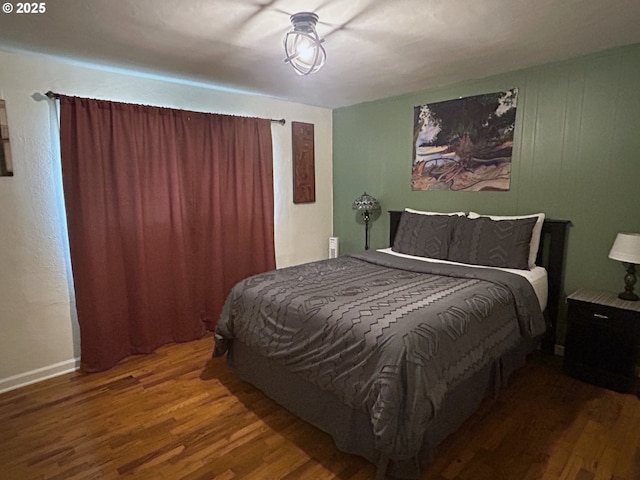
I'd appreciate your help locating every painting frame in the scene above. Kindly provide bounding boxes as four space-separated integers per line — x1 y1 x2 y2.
411 88 518 192
0 99 14 177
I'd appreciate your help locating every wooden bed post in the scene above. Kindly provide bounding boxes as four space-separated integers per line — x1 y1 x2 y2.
537 219 572 353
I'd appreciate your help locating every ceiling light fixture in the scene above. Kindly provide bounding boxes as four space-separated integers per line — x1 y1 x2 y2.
283 12 326 76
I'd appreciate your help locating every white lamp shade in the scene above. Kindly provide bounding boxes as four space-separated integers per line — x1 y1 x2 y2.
608 233 640 264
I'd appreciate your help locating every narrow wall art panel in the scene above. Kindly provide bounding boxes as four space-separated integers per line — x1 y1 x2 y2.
0 99 13 177
412 88 518 191
292 121 315 203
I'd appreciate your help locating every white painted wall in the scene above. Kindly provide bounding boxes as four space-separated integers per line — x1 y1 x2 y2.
0 49 333 392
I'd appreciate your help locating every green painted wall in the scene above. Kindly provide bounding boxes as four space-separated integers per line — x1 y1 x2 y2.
333 44 640 340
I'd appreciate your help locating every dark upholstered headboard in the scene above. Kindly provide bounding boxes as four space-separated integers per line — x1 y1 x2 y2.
388 210 571 353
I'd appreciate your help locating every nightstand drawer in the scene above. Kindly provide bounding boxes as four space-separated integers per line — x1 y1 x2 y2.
568 299 640 327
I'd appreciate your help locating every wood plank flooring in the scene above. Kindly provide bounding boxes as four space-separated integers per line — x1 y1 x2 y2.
1 335 638 480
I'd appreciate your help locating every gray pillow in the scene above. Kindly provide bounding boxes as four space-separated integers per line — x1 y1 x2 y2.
392 212 458 259
448 216 537 270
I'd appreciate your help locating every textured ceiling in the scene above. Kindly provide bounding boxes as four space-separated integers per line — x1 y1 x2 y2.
1 0 640 108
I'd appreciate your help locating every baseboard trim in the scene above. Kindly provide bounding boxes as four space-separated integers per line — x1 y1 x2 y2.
0 358 80 395
554 344 565 357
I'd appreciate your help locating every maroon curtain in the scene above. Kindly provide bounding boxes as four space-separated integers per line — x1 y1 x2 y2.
59 96 275 372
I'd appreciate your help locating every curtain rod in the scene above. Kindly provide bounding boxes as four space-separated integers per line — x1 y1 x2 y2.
44 91 286 125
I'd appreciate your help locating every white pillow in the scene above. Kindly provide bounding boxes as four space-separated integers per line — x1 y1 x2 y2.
467 212 545 269
404 208 466 216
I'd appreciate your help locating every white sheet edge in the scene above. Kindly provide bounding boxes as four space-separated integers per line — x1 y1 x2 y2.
376 248 548 311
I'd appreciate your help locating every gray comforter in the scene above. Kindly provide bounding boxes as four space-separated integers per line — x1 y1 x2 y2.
213 251 545 462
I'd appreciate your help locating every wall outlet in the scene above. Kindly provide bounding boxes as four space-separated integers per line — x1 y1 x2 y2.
554 344 565 357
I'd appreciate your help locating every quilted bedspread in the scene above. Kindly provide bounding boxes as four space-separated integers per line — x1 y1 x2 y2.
213 251 545 461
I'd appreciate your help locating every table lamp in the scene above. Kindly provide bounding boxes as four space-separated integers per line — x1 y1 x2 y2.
352 192 380 250
608 232 640 301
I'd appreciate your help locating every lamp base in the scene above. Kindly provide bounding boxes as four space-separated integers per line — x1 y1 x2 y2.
618 291 639 302
618 263 638 301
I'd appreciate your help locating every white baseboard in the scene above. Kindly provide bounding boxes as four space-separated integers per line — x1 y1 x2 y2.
0 358 80 395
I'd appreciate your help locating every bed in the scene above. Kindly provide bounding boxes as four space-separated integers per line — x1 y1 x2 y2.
213 210 570 479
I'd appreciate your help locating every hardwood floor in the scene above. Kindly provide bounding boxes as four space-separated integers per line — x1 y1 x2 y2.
1 335 638 480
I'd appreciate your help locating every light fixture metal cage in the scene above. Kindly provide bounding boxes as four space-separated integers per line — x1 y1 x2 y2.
283 12 326 76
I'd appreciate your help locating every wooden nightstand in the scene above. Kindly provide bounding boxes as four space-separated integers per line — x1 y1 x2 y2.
563 289 640 394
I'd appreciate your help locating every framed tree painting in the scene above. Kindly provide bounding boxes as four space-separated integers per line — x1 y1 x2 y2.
412 88 518 191
0 99 13 177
